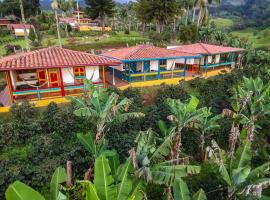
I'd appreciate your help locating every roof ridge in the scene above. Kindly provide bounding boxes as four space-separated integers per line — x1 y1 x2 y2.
120 44 145 60
199 43 211 54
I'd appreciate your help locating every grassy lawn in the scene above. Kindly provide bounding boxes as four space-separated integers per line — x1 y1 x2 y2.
0 31 148 56
211 18 234 29
231 27 270 49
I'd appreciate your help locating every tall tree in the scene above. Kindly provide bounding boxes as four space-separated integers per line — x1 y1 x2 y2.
196 0 221 26
0 0 40 18
58 0 74 37
19 0 30 52
85 0 115 34
51 0 62 48
134 0 152 33
135 0 179 33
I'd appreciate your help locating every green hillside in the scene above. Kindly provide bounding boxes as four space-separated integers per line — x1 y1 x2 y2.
231 27 270 50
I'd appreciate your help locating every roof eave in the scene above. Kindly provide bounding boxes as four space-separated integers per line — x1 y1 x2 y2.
122 55 202 62
0 62 121 71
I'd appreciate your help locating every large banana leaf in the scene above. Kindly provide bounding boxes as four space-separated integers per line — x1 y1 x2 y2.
102 150 120 177
173 178 191 200
218 164 232 186
150 129 176 163
232 167 251 186
116 160 133 200
232 140 251 170
247 162 270 181
94 156 116 200
77 133 96 156
151 165 200 185
128 180 144 200
187 96 199 112
6 181 45 200
50 167 67 200
192 189 207 200
85 181 100 200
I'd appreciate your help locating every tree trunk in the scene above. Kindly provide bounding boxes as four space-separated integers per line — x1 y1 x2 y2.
173 18 176 33
171 130 182 165
66 161 73 187
156 22 160 33
101 18 105 35
142 22 146 34
200 131 205 161
19 0 30 52
84 167 93 181
55 9 62 48
192 7 196 23
197 8 202 26
186 7 190 25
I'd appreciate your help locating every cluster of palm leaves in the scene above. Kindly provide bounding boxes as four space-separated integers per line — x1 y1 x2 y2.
5 77 270 200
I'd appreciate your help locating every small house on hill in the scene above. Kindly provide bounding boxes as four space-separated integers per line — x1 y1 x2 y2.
10 24 35 37
168 43 245 74
0 18 12 29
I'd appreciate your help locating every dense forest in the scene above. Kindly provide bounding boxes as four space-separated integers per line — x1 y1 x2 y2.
215 0 270 28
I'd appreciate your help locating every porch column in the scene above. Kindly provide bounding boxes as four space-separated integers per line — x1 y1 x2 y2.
112 67 115 86
59 68 65 97
158 60 161 80
184 58 187 80
6 71 14 103
205 56 208 76
102 66 106 88
198 57 202 75
143 61 146 82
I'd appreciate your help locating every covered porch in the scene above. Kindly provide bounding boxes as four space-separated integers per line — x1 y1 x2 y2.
0 47 120 106
106 57 203 86
6 66 106 102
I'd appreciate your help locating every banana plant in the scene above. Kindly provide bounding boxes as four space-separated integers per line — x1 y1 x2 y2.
173 178 207 200
78 155 144 200
131 129 201 191
68 80 145 144
5 155 143 200
6 167 67 200
167 96 205 163
206 139 270 200
223 77 270 156
195 108 221 160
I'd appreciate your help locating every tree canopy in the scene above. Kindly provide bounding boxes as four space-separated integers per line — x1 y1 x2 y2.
0 0 40 18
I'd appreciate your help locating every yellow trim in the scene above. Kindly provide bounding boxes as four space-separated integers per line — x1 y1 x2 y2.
130 70 184 77
118 77 184 89
0 106 10 113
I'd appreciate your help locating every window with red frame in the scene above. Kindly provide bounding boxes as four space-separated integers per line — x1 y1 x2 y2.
74 67 85 83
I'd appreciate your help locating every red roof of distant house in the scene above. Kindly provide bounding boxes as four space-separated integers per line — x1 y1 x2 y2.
170 43 244 55
60 17 76 23
103 45 201 61
11 24 34 29
0 18 11 25
0 47 121 71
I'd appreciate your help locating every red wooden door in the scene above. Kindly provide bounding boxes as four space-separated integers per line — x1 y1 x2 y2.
48 69 60 87
37 70 47 85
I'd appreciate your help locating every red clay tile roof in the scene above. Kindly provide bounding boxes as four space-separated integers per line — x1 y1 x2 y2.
170 43 245 55
60 17 76 23
102 45 200 61
0 47 121 71
11 24 34 29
